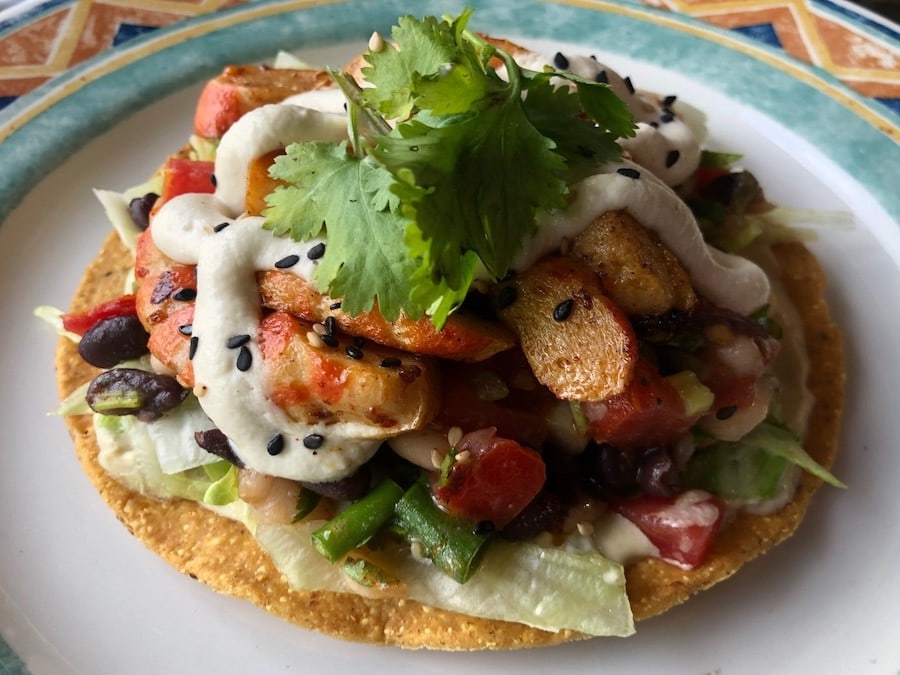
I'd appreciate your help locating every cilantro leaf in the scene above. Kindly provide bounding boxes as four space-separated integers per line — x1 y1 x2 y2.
360 14 461 120
263 141 420 320
262 10 636 328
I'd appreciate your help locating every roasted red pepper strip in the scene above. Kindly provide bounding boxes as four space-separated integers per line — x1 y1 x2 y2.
62 295 137 336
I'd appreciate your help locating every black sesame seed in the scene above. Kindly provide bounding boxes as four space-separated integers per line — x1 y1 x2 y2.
595 70 609 84
210 174 218 187
474 520 496 536
274 254 300 269
660 111 675 123
497 286 517 310
617 167 641 179
323 316 336 336
649 121 659 128
590 54 598 61
553 298 575 322
172 288 197 302
662 94 678 107
267 434 285 456
716 405 738 420
577 144 595 158
553 52 569 70
213 221 230 233
329 301 342 310
189 336 199 360
624 76 635 94
236 345 252 371
226 334 251 349
307 242 326 260
380 357 402 368
665 149 680 169
178 324 193 336
320 333 338 348
303 433 325 450
353 336 365 348
346 345 364 360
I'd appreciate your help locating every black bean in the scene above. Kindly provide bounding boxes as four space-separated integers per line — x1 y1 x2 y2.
300 464 371 501
501 491 564 541
194 428 244 467
581 443 639 498
127 193 159 231
78 315 150 368
86 368 188 422
637 447 681 497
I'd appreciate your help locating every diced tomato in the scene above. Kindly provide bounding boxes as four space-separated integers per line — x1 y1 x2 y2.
61 295 137 336
433 428 546 529
610 491 725 569
582 359 698 449
159 158 216 204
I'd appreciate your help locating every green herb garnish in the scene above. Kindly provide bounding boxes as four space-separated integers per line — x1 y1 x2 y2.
263 10 634 327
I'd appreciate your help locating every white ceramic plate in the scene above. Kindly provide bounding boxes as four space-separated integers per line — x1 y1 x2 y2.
1 1 898 674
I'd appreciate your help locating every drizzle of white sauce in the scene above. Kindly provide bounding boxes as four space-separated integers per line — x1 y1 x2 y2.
150 49 770 481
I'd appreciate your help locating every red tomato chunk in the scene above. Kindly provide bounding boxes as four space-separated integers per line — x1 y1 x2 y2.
434 428 546 529
610 491 725 568
160 158 216 204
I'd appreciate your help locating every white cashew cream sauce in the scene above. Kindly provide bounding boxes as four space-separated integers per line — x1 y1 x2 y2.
150 52 772 486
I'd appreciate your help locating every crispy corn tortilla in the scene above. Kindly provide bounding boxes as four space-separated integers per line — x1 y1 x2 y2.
56 232 843 649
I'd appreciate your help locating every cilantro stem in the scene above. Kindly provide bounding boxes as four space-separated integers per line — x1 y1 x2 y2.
328 68 392 153
460 28 521 99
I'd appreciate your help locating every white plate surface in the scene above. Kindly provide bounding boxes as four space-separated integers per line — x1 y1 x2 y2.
1 1 899 674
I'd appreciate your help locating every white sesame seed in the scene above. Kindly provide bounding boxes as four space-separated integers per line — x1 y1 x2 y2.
447 426 463 447
312 322 328 336
306 331 325 349
410 541 426 561
368 31 385 52
576 521 595 537
454 449 472 464
430 449 445 469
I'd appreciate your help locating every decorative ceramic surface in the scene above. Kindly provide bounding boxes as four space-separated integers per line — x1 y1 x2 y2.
0 0 897 114
0 1 898 674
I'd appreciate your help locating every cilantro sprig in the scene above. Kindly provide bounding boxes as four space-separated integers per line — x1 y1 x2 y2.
263 9 635 327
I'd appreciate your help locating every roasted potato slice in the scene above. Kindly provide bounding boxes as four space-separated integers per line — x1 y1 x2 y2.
572 210 696 316
495 257 637 401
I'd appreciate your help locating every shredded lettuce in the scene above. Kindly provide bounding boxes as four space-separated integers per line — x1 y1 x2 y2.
203 461 240 506
741 421 845 488
257 521 634 636
33 305 81 343
145 395 220 474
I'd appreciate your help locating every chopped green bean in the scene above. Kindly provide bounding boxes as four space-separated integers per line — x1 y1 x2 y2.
392 481 491 583
311 479 403 562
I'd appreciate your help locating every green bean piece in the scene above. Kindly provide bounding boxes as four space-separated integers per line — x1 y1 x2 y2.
311 479 404 562
392 481 491 584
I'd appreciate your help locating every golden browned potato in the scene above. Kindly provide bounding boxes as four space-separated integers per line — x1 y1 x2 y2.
495 256 637 401
572 210 696 316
